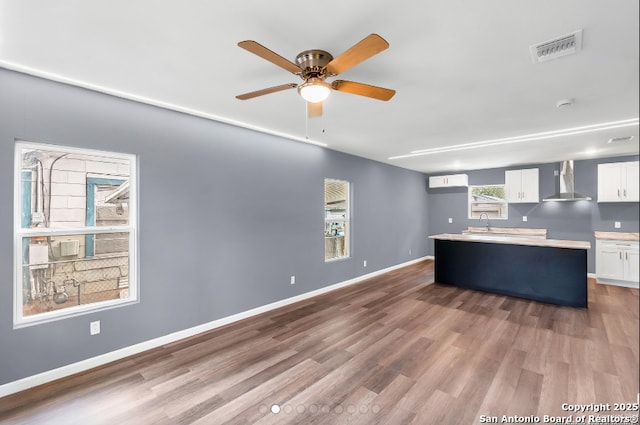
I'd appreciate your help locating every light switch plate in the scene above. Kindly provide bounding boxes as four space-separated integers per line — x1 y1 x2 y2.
522 216 528 222
614 221 621 229
448 218 453 223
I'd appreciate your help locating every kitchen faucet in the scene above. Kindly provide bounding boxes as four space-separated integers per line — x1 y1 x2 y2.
479 212 490 231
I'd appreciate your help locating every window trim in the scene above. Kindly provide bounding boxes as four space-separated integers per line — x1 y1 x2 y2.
324 178 351 262
13 141 138 328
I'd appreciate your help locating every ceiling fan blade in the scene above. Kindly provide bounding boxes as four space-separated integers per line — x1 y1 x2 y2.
324 34 389 76
238 40 302 74
332 80 396 101
307 101 323 118
236 83 298 100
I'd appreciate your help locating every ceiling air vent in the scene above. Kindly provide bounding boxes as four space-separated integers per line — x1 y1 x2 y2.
607 136 634 144
530 29 583 63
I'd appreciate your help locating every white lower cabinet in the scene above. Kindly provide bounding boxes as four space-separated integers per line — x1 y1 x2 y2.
596 240 640 285
626 249 640 282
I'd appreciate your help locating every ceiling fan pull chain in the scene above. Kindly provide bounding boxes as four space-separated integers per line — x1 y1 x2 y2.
322 107 326 134
305 103 309 139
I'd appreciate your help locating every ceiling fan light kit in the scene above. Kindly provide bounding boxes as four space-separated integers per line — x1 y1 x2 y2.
298 77 331 103
236 34 395 117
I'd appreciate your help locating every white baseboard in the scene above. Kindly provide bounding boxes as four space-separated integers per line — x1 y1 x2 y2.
590 272 639 288
0 256 431 398
595 278 639 289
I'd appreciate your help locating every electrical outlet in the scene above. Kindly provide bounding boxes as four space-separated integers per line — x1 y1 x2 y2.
522 216 528 222
448 218 453 223
90 320 100 336
614 221 621 229
290 275 295 285
363 260 367 268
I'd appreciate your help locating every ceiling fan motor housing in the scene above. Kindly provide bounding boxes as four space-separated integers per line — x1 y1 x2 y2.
296 50 334 78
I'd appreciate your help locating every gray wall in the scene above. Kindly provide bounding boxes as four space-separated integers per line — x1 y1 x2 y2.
426 156 640 272
0 69 429 385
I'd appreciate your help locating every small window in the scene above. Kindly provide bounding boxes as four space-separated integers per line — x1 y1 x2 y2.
14 141 137 327
469 185 508 219
324 179 350 261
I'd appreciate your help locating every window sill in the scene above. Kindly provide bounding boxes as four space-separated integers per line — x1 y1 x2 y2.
14 298 139 329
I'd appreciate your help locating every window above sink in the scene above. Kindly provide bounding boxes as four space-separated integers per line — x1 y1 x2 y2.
468 185 508 220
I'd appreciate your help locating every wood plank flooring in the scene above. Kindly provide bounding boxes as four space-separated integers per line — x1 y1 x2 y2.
1 260 638 425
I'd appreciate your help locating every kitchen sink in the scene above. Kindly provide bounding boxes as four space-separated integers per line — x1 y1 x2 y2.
461 227 547 239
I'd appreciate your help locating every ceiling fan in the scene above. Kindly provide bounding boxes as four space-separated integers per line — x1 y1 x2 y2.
235 34 396 117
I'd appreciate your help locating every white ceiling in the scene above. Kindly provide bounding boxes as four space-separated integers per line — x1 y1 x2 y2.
1 0 638 174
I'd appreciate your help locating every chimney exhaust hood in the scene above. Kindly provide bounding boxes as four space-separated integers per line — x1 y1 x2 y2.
543 160 592 202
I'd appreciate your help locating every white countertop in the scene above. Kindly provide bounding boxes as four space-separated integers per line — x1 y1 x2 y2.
429 233 591 250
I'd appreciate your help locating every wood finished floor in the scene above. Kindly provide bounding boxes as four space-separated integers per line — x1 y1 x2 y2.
1 260 638 425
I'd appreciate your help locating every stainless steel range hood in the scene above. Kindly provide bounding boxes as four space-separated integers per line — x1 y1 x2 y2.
543 160 592 202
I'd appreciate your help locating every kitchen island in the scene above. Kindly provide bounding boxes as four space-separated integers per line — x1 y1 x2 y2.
429 233 591 308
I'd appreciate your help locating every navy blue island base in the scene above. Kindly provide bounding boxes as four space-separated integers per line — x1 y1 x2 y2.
433 239 588 308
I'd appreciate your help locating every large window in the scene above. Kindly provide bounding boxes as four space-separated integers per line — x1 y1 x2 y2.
468 185 508 219
14 141 137 327
324 179 350 261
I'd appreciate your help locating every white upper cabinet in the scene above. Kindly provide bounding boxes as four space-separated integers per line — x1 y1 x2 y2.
429 174 468 188
505 168 539 203
597 161 639 202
